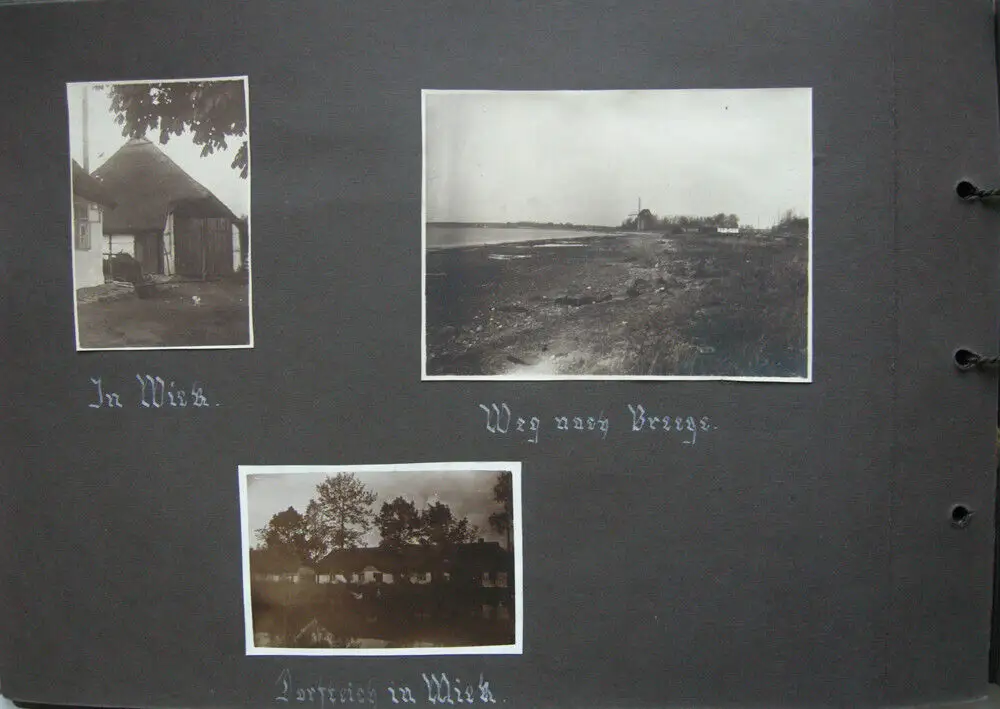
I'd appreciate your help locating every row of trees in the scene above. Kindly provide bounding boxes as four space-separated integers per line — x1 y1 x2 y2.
255 472 513 565
621 211 742 231
621 209 810 232
774 209 809 231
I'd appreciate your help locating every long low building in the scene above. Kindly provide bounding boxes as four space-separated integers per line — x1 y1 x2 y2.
249 540 514 589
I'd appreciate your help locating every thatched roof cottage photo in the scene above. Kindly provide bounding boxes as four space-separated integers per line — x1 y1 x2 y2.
67 77 252 351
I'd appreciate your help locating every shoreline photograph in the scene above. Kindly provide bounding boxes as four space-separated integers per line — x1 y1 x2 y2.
240 463 523 656
422 88 812 381
67 77 252 351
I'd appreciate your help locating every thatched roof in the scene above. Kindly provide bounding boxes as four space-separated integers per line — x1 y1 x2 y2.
93 138 236 234
71 159 117 208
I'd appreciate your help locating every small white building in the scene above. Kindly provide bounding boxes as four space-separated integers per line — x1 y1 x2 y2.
70 160 117 289
408 571 433 585
316 573 349 584
360 565 393 585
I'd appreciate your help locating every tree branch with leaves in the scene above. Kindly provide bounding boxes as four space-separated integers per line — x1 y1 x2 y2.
255 506 324 565
488 471 514 551
304 473 377 557
105 80 249 178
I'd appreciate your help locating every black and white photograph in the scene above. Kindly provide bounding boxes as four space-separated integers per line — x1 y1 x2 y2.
67 77 251 351
240 463 523 656
423 88 812 381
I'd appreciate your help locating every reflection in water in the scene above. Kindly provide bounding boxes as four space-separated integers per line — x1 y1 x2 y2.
251 589 516 650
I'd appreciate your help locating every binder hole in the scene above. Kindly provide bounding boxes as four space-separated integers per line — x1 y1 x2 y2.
950 504 973 528
956 181 978 200
955 348 978 370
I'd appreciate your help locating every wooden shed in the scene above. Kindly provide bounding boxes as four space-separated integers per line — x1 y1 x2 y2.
94 137 239 279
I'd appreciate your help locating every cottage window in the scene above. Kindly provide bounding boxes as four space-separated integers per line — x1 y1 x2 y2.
76 218 91 251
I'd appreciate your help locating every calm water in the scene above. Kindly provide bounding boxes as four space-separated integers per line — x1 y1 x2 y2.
426 225 602 249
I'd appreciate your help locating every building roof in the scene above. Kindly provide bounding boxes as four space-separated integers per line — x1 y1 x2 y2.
249 546 301 574
93 137 236 234
71 160 117 208
250 541 512 577
316 541 510 574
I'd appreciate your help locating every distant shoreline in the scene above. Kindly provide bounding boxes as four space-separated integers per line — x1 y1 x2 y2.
427 221 619 232
426 226 614 251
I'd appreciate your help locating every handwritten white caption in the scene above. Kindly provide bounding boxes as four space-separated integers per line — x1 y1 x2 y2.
478 402 715 445
275 668 498 707
87 376 217 409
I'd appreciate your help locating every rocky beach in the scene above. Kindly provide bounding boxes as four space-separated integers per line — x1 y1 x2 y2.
424 227 808 378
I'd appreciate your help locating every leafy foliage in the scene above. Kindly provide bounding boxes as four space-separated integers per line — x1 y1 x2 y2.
776 209 809 231
304 473 378 555
255 506 324 565
255 476 487 565
488 472 513 551
420 501 479 547
375 497 424 552
623 212 743 231
105 80 249 178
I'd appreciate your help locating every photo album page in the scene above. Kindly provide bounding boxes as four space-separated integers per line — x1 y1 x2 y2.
0 1 998 709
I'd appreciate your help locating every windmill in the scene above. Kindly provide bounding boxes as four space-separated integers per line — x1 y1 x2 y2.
626 197 653 232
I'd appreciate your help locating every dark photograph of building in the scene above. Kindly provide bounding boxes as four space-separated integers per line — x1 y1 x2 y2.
240 463 522 655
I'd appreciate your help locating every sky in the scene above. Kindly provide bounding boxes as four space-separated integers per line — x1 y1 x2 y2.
245 467 511 550
66 80 249 217
424 88 812 228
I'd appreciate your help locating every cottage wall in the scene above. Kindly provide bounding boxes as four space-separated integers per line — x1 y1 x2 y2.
72 198 105 289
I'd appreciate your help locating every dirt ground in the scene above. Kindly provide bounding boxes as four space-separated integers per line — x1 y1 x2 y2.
425 230 808 378
76 278 251 349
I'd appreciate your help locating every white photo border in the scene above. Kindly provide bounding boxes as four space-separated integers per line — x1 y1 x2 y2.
238 461 524 657
67 74 253 352
420 87 813 383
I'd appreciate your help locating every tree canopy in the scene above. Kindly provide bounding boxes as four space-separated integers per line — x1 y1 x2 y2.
375 496 424 552
105 80 249 178
488 471 514 551
255 506 324 565
421 501 478 547
254 475 488 565
376 497 480 550
304 473 378 555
